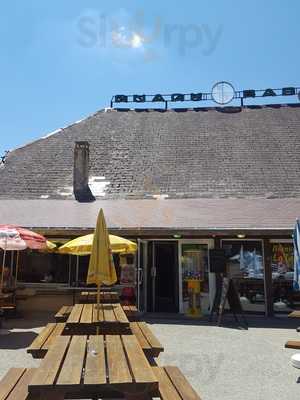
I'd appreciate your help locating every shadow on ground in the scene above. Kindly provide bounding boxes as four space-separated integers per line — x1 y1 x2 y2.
144 314 300 330
0 331 37 349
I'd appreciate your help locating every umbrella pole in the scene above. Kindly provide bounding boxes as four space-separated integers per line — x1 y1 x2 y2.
68 255 71 287
96 283 101 335
10 251 14 279
0 248 7 294
76 256 79 287
15 251 20 288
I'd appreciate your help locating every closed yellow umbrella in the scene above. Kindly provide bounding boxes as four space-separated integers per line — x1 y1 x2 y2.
87 209 117 326
58 234 137 256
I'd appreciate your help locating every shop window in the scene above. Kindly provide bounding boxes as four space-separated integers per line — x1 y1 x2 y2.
222 240 265 313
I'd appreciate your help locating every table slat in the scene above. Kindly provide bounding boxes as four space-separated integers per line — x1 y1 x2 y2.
103 305 116 323
139 322 163 350
114 304 129 324
164 366 200 400
28 323 56 351
152 366 182 400
68 304 84 324
93 303 104 323
56 336 87 386
42 323 66 351
81 304 93 324
84 335 107 385
0 368 26 400
6 368 36 400
106 335 132 384
122 335 157 384
130 322 151 351
29 336 70 388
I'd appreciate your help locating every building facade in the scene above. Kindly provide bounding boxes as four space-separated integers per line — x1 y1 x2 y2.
0 104 300 315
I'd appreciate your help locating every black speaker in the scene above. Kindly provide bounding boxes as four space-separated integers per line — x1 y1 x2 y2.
209 249 227 273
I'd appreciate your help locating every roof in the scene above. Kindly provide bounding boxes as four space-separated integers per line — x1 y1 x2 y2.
0 198 298 234
1 104 300 200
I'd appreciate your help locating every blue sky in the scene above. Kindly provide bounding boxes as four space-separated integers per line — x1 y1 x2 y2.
0 1 299 156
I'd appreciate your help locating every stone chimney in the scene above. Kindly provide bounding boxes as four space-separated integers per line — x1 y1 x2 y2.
73 141 94 202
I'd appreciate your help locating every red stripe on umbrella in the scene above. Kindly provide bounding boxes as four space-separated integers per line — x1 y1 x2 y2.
0 225 46 250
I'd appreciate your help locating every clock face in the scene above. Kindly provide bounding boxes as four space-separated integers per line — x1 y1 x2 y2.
211 81 235 105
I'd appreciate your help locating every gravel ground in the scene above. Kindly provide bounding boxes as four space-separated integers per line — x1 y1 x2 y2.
0 313 299 400
149 316 300 400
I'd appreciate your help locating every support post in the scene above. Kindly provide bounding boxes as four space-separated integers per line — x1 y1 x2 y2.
263 239 274 317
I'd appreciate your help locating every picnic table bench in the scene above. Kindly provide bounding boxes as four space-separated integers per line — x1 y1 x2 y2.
130 321 164 358
0 365 201 400
28 334 158 399
122 304 140 321
0 292 16 316
285 340 300 349
55 305 73 322
66 303 130 334
288 310 300 318
27 321 164 360
152 366 201 400
79 290 119 303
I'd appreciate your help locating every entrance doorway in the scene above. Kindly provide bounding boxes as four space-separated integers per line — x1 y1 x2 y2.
148 241 179 313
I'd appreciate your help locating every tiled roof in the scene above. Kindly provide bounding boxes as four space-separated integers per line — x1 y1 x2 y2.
1 104 300 200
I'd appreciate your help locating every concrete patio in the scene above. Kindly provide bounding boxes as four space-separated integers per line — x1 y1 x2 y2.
0 313 300 400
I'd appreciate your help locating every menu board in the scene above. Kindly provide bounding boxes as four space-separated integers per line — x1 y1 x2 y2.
210 277 247 327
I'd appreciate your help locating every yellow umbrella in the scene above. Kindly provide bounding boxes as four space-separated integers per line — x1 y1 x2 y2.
58 234 137 256
87 209 117 327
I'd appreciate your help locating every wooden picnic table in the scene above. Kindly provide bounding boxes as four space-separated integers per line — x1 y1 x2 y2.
27 321 164 360
288 310 300 318
28 334 158 399
79 290 119 303
66 303 130 334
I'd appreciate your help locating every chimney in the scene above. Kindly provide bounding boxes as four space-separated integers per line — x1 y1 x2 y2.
73 141 94 202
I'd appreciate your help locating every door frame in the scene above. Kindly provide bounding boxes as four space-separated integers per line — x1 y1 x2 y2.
137 238 214 314
137 239 148 312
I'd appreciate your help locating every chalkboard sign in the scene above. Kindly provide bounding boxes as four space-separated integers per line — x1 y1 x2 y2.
210 277 247 327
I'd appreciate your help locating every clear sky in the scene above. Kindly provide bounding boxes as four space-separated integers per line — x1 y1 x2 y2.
0 1 299 156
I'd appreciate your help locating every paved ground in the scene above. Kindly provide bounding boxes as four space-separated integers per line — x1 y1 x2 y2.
0 313 300 400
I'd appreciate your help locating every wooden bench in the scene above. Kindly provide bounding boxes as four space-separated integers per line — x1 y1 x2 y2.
288 310 300 318
79 291 119 303
152 366 201 400
0 293 16 316
54 305 72 322
27 323 66 358
123 304 140 321
130 321 164 358
285 340 300 349
0 368 36 400
0 366 200 400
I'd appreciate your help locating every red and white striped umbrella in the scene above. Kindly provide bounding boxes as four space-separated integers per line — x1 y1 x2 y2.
0 225 47 292
0 225 46 250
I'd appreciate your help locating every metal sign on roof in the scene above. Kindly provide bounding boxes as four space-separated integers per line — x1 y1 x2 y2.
111 82 300 109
